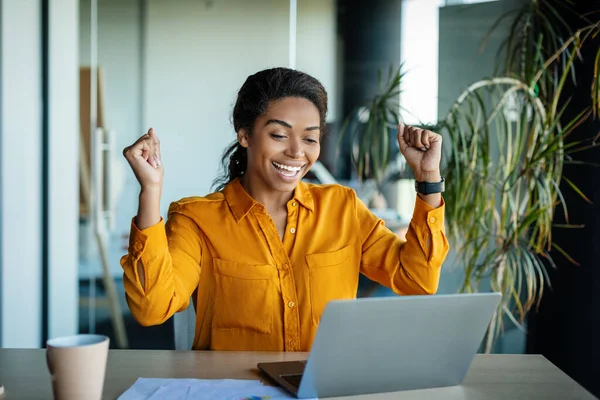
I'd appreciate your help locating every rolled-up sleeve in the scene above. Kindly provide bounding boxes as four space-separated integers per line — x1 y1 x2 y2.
120 203 203 326
357 192 449 295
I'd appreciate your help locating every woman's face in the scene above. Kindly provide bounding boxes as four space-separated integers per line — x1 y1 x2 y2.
238 97 321 194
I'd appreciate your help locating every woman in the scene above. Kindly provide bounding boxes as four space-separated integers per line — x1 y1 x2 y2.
121 67 449 351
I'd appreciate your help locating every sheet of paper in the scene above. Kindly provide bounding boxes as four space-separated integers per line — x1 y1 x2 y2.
117 378 317 400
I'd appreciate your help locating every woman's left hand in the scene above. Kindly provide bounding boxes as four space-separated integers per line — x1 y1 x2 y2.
397 123 443 182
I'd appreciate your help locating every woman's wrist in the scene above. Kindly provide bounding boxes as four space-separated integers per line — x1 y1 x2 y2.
414 170 443 208
414 170 442 183
417 192 443 208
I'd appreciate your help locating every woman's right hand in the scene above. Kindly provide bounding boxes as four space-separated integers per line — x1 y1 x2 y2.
123 128 164 191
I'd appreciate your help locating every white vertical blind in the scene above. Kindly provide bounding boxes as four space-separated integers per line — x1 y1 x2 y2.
47 0 80 340
0 0 43 348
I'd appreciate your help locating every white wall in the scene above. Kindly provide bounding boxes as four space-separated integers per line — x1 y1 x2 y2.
145 0 289 207
297 0 337 122
0 0 43 348
48 0 80 340
145 0 338 210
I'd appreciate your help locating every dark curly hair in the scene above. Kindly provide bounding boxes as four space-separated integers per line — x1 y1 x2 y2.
212 67 328 191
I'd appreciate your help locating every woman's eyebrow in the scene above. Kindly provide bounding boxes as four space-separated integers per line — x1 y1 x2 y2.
265 119 320 132
265 119 292 128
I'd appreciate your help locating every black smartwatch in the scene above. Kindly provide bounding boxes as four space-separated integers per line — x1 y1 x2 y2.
415 177 445 195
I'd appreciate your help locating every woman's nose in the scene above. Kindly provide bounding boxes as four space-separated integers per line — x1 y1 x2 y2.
285 139 304 158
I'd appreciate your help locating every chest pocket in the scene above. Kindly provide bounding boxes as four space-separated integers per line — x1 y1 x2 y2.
306 245 358 326
212 258 277 335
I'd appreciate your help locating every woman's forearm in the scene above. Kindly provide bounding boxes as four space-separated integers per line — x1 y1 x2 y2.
136 187 162 230
134 188 162 290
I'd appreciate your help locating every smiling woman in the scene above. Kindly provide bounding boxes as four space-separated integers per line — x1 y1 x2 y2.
119 67 449 351
212 68 328 195
238 99 321 195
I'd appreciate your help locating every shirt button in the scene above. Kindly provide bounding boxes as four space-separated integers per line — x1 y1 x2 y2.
282 264 289 270
292 201 297 207
288 301 295 308
429 217 436 223
134 242 143 251
290 339 298 347
290 227 296 234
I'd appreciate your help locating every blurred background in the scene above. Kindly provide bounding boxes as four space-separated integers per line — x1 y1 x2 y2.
0 0 598 397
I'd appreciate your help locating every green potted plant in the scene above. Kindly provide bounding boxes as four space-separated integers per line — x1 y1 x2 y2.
338 2 599 352
439 0 600 353
337 65 408 210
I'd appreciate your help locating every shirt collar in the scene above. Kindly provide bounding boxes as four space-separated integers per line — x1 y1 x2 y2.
223 179 256 222
223 178 314 222
293 180 315 212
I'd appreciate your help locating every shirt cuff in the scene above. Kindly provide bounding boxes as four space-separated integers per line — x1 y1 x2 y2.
128 217 167 260
411 195 445 233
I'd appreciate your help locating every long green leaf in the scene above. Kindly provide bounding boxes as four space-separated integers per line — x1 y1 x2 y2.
593 48 600 117
563 176 593 204
552 242 580 266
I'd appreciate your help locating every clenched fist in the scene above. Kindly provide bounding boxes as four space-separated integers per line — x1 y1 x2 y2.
398 123 442 183
122 128 163 191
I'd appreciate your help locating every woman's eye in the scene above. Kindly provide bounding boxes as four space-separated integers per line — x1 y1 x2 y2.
271 133 286 139
305 138 318 144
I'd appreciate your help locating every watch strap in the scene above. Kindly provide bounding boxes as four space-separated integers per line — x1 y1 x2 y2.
415 177 445 195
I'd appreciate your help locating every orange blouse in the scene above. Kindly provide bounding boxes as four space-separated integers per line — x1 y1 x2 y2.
120 179 449 351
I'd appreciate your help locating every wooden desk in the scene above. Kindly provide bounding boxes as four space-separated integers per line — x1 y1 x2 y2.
0 349 595 399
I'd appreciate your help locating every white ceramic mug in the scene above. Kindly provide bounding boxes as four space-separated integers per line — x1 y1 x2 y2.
46 334 110 400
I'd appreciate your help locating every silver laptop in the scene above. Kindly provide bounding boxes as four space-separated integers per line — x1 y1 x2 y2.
258 292 501 398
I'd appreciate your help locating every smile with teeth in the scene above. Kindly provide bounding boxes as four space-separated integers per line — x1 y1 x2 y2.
272 161 304 177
